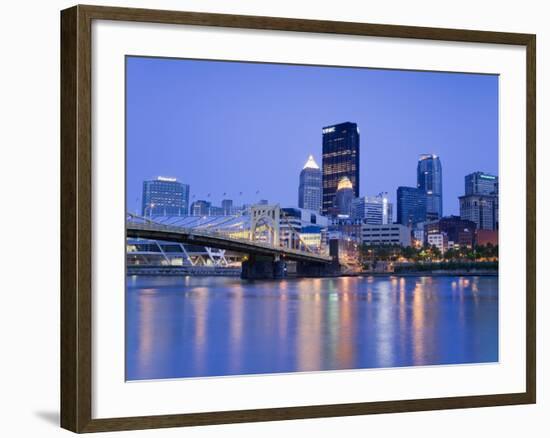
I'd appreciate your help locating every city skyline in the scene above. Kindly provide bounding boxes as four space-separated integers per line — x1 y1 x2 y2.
127 56 498 216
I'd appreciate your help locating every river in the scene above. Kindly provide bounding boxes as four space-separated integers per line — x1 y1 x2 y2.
126 275 498 380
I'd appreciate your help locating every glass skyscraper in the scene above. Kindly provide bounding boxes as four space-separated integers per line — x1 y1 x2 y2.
298 155 322 212
141 177 190 217
465 171 498 195
417 154 442 220
397 186 427 226
321 122 360 215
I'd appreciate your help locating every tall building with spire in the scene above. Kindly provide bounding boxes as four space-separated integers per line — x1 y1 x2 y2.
417 154 443 220
298 154 322 212
322 122 360 215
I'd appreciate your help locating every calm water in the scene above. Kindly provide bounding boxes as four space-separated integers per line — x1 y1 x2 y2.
126 275 498 380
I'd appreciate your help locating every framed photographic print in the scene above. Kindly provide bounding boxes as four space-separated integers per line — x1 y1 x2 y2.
60 4 536 433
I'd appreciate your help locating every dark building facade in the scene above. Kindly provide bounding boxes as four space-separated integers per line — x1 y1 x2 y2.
397 186 427 226
190 200 211 216
141 177 189 216
298 155 322 212
321 122 360 215
221 199 233 215
425 215 477 247
417 154 443 220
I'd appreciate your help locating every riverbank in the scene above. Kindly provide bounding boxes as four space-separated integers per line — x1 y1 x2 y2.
127 267 497 278
360 270 498 277
127 266 241 276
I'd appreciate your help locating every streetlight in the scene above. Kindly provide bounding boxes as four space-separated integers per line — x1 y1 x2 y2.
144 203 156 218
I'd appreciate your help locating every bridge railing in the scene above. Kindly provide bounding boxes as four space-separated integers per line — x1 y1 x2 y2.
126 220 332 262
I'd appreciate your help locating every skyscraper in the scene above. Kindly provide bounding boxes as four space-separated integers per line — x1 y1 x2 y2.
397 186 427 226
322 122 360 215
351 192 393 224
141 177 190 217
459 195 498 230
334 177 355 217
298 155 322 212
417 154 442 220
465 171 498 195
460 171 499 231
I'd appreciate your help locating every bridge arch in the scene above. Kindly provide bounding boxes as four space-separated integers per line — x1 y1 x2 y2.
250 204 280 246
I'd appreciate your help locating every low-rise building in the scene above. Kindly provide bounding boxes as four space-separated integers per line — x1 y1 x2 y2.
476 229 499 246
299 225 324 252
280 207 328 249
427 232 448 253
361 224 411 247
190 200 211 216
425 216 476 248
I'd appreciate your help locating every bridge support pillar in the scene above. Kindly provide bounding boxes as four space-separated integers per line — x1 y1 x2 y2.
241 256 287 280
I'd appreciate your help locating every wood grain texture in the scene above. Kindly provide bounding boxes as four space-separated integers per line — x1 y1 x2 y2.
525 34 536 404
60 4 537 433
60 5 78 432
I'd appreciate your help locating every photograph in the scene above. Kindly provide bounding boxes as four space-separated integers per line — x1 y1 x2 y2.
125 56 499 381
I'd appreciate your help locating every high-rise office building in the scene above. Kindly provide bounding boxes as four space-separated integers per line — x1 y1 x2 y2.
465 172 498 195
417 154 443 220
141 176 190 217
397 186 427 226
351 192 393 224
459 194 498 230
298 155 322 212
334 177 355 217
460 171 498 231
322 122 360 215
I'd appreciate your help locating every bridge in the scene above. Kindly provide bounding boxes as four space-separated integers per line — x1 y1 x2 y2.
127 212 337 279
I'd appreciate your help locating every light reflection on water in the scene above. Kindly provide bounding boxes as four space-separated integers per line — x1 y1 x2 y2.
126 275 498 380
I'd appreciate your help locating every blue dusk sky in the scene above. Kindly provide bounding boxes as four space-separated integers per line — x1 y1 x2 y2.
126 56 498 216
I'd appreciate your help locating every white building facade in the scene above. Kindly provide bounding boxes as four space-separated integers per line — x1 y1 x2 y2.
360 224 411 247
427 232 448 253
352 192 393 224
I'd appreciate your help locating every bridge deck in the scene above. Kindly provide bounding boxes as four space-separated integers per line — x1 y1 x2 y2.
127 222 332 264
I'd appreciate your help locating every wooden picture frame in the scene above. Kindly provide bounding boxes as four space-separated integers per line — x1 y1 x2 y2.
61 4 536 433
